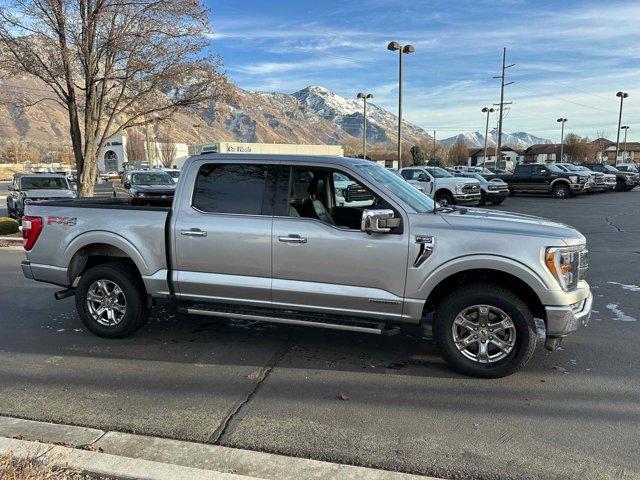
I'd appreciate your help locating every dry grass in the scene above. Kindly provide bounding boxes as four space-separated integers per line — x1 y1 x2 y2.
0 452 96 480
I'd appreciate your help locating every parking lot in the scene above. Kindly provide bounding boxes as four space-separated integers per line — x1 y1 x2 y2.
0 191 639 480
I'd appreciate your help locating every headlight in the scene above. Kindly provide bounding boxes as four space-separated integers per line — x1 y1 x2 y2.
545 245 587 291
569 175 578 183
335 187 344 197
136 192 146 198
455 184 464 193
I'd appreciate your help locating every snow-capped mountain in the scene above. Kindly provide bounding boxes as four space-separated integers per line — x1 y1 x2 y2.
0 79 433 148
442 129 552 149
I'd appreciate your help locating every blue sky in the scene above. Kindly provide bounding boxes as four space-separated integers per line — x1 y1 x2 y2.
207 0 639 141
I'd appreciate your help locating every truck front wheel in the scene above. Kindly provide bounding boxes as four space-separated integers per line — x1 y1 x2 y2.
75 261 149 338
435 191 454 207
433 283 537 378
552 183 571 198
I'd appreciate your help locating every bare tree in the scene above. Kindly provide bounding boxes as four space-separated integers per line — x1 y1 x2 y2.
125 131 146 164
157 128 177 168
0 0 229 196
447 138 468 166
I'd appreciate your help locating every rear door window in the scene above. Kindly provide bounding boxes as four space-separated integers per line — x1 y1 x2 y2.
192 164 271 215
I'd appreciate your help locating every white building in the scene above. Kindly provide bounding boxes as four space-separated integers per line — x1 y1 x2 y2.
98 135 190 172
200 142 344 157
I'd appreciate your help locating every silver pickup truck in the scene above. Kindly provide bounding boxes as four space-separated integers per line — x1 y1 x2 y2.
20 154 592 378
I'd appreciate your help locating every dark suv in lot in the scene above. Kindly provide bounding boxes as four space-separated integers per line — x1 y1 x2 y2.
503 164 589 198
582 163 638 192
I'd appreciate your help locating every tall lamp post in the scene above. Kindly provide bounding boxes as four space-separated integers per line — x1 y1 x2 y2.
615 91 629 164
621 125 630 162
357 92 373 159
557 118 567 162
387 41 415 169
481 107 495 167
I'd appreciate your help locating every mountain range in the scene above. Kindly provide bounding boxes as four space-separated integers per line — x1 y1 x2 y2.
441 130 552 149
0 77 548 149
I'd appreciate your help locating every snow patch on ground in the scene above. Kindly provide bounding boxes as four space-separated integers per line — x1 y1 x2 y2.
607 281 640 292
606 303 637 322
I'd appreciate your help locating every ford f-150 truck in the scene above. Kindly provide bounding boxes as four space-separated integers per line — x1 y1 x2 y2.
20 154 592 378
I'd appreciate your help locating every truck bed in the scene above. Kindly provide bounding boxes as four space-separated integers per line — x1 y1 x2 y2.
23 197 171 294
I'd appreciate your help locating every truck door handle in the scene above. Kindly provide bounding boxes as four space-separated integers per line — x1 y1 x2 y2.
278 234 307 244
180 229 207 237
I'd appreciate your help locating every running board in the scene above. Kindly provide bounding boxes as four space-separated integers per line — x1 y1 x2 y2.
182 303 400 336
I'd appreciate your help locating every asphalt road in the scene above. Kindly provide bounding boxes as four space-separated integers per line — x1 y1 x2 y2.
0 191 639 480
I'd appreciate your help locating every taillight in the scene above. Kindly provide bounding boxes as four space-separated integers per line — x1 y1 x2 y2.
22 216 43 251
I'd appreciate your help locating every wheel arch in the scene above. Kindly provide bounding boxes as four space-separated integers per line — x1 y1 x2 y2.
65 232 149 285
421 264 547 322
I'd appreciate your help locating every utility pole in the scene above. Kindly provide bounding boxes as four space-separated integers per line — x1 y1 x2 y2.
357 93 373 159
482 107 495 168
557 118 567 162
493 47 514 170
433 130 436 163
621 125 630 162
615 91 629 165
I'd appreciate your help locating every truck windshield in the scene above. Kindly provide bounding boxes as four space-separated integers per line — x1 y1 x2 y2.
426 167 453 178
131 173 174 185
20 177 68 190
354 163 435 213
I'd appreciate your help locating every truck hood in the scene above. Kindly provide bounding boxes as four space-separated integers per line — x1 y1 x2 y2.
23 189 76 199
436 207 585 245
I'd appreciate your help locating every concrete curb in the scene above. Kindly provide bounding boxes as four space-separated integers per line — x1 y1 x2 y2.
0 416 442 480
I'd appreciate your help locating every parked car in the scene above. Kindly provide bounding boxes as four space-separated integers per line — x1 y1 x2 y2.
399 166 481 206
502 164 589 198
20 154 592 378
555 163 608 192
162 168 181 184
6 173 76 220
457 172 509 205
113 170 176 202
614 163 639 174
582 163 638 192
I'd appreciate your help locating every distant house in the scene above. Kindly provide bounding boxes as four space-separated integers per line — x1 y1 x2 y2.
467 146 523 168
522 144 561 163
602 141 640 164
98 134 190 172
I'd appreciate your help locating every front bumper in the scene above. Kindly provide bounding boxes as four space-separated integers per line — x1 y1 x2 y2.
453 193 481 204
545 290 593 338
572 182 587 192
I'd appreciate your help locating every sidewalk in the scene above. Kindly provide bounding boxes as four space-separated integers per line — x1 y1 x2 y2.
0 416 442 480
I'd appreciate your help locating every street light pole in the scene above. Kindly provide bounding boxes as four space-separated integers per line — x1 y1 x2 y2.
357 92 373 159
615 91 629 165
557 118 567 162
387 41 415 169
482 107 495 167
621 125 630 162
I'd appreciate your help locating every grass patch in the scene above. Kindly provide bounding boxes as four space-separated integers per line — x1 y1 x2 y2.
0 452 99 480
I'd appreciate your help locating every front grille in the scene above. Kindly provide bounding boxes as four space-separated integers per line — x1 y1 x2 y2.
578 248 589 282
462 184 480 194
143 191 174 197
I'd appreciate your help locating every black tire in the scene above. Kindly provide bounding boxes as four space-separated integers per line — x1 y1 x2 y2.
75 261 149 338
432 283 537 378
489 197 505 205
614 180 625 192
435 191 454 207
478 192 487 206
552 183 571 199
508 188 515 196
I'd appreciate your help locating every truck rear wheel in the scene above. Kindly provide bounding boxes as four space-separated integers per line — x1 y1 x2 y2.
432 283 537 378
75 261 149 338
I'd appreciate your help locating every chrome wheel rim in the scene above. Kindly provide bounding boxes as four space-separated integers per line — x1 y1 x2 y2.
556 186 568 197
86 279 126 326
452 305 516 364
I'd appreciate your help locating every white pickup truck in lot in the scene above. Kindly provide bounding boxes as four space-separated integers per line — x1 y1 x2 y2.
399 166 481 206
20 154 592 378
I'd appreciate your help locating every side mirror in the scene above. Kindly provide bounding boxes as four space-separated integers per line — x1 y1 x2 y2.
418 173 430 182
123 182 131 189
361 209 400 234
540 169 548 176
